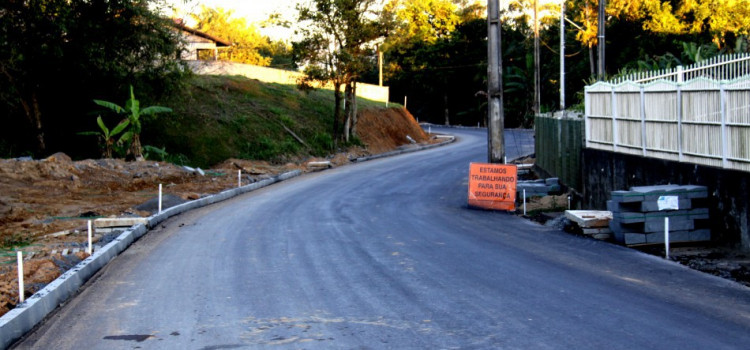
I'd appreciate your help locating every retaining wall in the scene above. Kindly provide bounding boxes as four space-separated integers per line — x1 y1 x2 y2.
187 60 390 104
582 148 750 251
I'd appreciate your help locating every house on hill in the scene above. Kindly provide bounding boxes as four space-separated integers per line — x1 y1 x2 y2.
173 20 231 61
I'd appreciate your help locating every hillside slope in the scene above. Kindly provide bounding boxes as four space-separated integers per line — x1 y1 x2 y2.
144 75 401 168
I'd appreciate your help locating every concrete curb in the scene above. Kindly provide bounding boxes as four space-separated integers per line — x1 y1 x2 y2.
0 170 301 349
355 136 456 162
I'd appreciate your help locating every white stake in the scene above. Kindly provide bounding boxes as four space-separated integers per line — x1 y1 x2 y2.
238 170 242 188
158 184 162 214
87 220 93 255
568 196 571 210
17 251 24 303
428 126 431 135
504 156 507 164
664 217 670 259
523 189 527 216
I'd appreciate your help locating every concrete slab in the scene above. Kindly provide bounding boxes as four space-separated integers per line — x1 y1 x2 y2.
644 216 694 233
611 191 644 203
94 217 149 229
565 210 612 228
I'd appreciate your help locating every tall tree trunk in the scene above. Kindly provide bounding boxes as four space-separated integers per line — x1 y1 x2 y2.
444 93 450 126
333 82 343 149
350 82 358 138
131 134 144 161
20 93 45 154
344 82 353 142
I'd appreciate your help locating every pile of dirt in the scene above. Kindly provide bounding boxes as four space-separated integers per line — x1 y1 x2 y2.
0 107 437 317
356 108 429 154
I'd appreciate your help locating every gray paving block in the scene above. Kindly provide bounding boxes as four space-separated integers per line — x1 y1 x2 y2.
644 215 694 233
609 220 642 232
611 190 645 203
624 233 647 245
682 185 709 199
629 185 708 200
689 208 710 220
609 220 644 244
645 230 692 243
640 198 693 212
613 211 645 224
690 229 712 241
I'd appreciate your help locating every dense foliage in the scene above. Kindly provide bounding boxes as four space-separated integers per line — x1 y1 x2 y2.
2 0 750 158
191 6 294 68
375 0 750 128
293 0 388 146
0 0 186 157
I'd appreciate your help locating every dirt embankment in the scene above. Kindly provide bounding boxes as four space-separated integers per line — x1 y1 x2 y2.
0 107 431 317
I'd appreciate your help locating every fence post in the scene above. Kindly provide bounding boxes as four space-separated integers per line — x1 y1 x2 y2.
720 82 729 168
584 89 591 148
677 84 683 162
612 88 619 152
677 65 683 83
640 86 647 156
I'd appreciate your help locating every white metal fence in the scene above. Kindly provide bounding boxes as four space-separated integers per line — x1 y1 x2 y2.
585 55 750 172
610 53 750 84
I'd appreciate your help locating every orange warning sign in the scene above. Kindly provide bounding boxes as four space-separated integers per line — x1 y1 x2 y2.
468 163 517 211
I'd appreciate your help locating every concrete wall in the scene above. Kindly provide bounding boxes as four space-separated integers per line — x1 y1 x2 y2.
582 148 750 251
186 60 390 103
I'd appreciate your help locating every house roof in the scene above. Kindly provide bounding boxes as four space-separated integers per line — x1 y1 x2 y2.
173 21 232 47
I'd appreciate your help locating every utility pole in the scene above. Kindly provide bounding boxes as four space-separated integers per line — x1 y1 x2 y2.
487 0 505 163
533 0 540 116
378 48 383 87
598 0 606 80
560 0 565 110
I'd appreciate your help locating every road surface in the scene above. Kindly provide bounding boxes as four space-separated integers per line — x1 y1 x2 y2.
13 128 750 349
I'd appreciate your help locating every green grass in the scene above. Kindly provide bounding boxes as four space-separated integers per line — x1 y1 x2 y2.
143 75 385 168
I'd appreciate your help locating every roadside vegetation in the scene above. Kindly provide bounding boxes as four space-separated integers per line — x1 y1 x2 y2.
2 0 749 159
144 74 387 168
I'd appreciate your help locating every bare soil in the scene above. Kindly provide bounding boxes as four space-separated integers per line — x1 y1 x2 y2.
0 107 434 316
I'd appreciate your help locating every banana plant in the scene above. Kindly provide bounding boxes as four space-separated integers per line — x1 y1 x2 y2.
94 85 172 161
78 116 130 158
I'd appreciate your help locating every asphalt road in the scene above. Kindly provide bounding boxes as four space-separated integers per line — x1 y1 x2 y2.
13 128 750 350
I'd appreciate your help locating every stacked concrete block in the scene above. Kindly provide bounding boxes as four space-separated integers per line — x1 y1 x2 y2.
517 178 562 198
607 185 710 245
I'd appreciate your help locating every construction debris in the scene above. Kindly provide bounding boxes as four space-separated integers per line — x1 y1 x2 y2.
565 210 613 240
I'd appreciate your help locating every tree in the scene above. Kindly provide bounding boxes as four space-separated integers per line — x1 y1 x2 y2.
293 0 386 146
192 6 279 66
94 86 173 160
0 0 185 157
